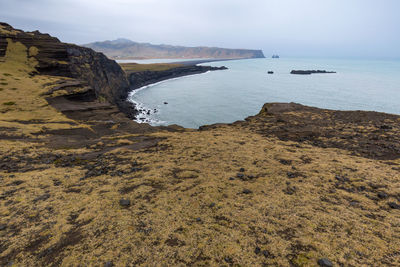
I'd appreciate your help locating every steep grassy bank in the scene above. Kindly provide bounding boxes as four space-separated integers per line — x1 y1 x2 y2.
1 23 400 266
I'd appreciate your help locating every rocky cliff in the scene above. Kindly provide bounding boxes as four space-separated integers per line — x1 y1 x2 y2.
0 22 130 112
84 38 265 59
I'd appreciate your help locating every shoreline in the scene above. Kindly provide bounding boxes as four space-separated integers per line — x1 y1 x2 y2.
126 65 228 90
119 63 228 120
128 71 215 125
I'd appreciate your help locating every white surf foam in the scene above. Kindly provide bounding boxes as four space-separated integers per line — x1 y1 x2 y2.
127 71 212 125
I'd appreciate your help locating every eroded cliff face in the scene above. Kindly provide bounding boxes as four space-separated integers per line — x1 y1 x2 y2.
0 22 131 112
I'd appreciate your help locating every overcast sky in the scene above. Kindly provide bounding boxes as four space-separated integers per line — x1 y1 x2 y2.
1 0 399 58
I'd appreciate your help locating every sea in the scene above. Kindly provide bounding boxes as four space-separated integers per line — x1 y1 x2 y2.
125 57 400 129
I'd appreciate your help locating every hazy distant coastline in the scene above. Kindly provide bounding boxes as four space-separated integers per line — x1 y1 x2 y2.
84 38 265 60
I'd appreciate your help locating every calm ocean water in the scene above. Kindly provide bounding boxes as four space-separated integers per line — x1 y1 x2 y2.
128 58 400 128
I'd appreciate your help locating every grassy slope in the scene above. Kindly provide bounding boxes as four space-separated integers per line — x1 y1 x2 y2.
0 25 400 266
119 63 183 73
0 38 80 136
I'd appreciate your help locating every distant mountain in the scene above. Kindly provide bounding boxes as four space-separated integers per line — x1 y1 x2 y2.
83 39 265 60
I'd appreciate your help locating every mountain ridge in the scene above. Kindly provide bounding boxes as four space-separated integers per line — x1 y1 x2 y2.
84 38 265 59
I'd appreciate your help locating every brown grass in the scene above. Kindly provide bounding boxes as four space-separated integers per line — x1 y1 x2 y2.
1 125 399 266
119 63 183 73
0 39 86 137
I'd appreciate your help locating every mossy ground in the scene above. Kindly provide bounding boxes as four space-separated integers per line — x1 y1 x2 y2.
1 31 400 266
1 121 400 266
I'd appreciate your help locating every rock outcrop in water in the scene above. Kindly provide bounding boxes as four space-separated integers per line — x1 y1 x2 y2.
291 70 336 75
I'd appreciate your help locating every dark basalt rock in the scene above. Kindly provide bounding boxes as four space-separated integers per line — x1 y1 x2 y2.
242 189 252 194
317 258 333 267
388 202 400 209
262 250 270 258
377 192 388 199
0 23 9 57
291 70 336 75
224 257 234 264
279 159 292 165
380 125 393 130
287 171 302 179
237 173 245 179
119 199 131 207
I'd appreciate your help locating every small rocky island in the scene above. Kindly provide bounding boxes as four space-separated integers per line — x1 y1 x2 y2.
291 70 337 75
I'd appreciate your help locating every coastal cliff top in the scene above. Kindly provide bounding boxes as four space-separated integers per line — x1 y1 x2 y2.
0 23 400 266
119 62 183 73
